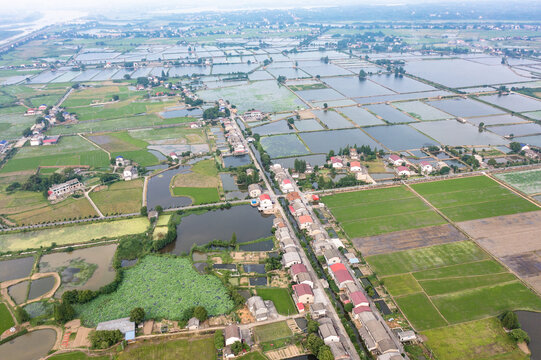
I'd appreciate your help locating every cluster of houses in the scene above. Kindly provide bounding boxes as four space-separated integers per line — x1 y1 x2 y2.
115 156 139 181
47 178 84 201
328 148 374 183
242 110 265 123
245 296 279 322
221 118 247 155
387 154 445 177
30 134 60 146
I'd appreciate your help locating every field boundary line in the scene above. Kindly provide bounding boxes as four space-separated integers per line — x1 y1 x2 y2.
78 133 111 159
484 172 541 208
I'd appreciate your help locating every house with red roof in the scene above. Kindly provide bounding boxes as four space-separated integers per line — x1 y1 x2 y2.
298 215 313 230
396 166 411 177
329 263 354 289
350 161 362 172
330 156 344 169
419 161 433 174
350 291 369 308
258 193 273 211
280 178 294 193
352 306 372 319
293 283 314 304
290 263 308 282
387 154 404 167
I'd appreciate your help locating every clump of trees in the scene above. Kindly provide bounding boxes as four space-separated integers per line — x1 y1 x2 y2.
500 311 530 344
89 329 123 349
203 105 229 120
7 170 80 197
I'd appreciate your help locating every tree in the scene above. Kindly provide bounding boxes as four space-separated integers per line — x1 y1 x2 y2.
487 158 497 166
323 103 328 109
510 142 522 153
112 95 119 101
62 290 79 304
306 333 325 355
130 307 145 325
22 127 32 137
89 330 123 349
358 69 367 79
509 329 530 344
230 232 237 247
214 330 224 349
140 206 148 217
193 306 208 322
54 302 75 323
478 122 485 132
344 303 354 312
136 77 149 86
265 256 282 271
231 341 249 355
15 307 30 323
277 75 286 84
317 345 334 360
501 311 520 330
155 205 163 215
307 318 319 333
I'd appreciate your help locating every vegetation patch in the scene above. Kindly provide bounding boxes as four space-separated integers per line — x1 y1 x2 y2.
411 176 539 222
256 288 297 316
253 321 293 343
171 187 220 205
90 179 143 215
117 336 216 360
76 256 234 326
495 169 541 195
395 293 448 330
0 302 14 334
382 274 423 296
323 186 445 238
172 160 221 204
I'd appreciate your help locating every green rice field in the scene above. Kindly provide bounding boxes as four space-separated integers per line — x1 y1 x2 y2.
411 176 539 222
323 186 446 238
495 169 541 195
256 287 297 316
171 187 220 205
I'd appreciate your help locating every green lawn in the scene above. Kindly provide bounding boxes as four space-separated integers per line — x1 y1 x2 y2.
48 352 110 360
366 241 488 276
413 260 506 281
0 302 15 334
0 217 149 251
394 293 448 331
382 274 423 297
323 186 445 238
423 317 529 360
256 288 297 316
419 273 517 296
411 176 539 222
117 336 216 360
253 321 293 343
171 187 220 205
236 352 268 360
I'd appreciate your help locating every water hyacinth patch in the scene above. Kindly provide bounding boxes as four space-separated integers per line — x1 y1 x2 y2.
76 256 234 326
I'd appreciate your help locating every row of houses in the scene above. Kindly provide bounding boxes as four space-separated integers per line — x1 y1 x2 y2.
271 164 295 193
222 118 247 155
328 153 374 183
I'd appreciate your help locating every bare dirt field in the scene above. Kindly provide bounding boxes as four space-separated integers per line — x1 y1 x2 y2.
352 224 467 256
458 211 541 294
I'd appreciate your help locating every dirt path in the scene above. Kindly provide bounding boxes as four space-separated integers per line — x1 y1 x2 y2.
79 133 111 159
84 185 104 218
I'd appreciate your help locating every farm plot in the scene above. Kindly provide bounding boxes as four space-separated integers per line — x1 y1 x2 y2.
0 135 109 173
352 224 467 256
128 127 207 145
411 176 539 222
495 169 541 195
88 132 159 167
253 321 293 343
323 186 445 238
0 217 149 252
75 256 234 326
62 85 134 107
0 113 38 140
458 211 541 294
172 159 221 205
423 317 529 360
90 179 143 215
260 134 310 158
256 288 297 316
369 241 541 331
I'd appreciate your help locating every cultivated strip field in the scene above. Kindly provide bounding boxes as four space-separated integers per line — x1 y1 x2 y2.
495 168 541 196
367 241 541 331
352 224 467 256
459 210 541 294
411 176 539 222
322 186 445 238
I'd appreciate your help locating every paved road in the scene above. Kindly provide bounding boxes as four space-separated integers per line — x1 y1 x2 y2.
229 112 362 360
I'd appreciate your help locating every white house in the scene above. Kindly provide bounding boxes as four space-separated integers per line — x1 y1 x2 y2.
30 134 43 146
420 161 433 174
123 166 139 181
396 166 410 177
115 156 125 167
283 251 302 268
388 154 403 167
258 193 273 211
247 296 269 321
298 215 313 230
350 161 362 172
331 156 344 169
324 248 341 266
248 184 262 198
318 320 340 345
280 178 294 193
224 324 241 346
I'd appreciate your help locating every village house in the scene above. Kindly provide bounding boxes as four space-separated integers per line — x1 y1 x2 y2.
43 136 60 145
298 215 313 230
96 318 135 341
248 183 262 198
350 291 369 308
187 317 200 330
280 178 294 193
296 272 314 289
329 342 351 360
349 148 359 160
282 250 302 268
350 161 362 172
243 110 264 121
289 199 308 217
397 330 417 343
258 193 273 211
318 318 340 344
169 152 178 161
311 302 327 319
47 179 84 201
293 283 314 304
115 155 125 167
324 248 341 266
123 165 139 181
387 154 404 167
224 324 241 346
419 161 433 174
330 156 344 169
329 263 354 289
30 134 44 146
246 296 269 321
396 166 411 177
290 263 309 282
286 191 301 202
353 305 372 320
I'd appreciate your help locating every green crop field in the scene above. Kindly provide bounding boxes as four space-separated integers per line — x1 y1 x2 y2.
88 132 160 167
423 317 529 360
117 336 216 360
375 242 541 331
0 113 40 140
48 352 110 360
76 256 234 326
0 302 15 334
0 217 149 251
366 241 487 276
90 179 143 215
0 136 109 173
495 169 541 195
172 159 221 204
128 127 207 144
411 176 539 222
253 321 293 343
323 186 445 238
171 187 220 205
256 288 297 316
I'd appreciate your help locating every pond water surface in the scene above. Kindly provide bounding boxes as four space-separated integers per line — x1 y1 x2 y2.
146 166 192 210
28 276 56 301
8 281 28 304
0 257 34 282
162 205 274 255
516 311 541 360
0 329 57 360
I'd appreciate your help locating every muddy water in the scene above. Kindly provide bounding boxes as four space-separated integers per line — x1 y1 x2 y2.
0 329 57 360
516 311 541 360
146 166 192 210
8 281 28 304
0 257 34 282
27 276 56 301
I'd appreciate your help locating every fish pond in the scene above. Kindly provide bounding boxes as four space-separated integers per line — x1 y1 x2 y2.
0 329 57 360
146 166 192 210
0 257 34 282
